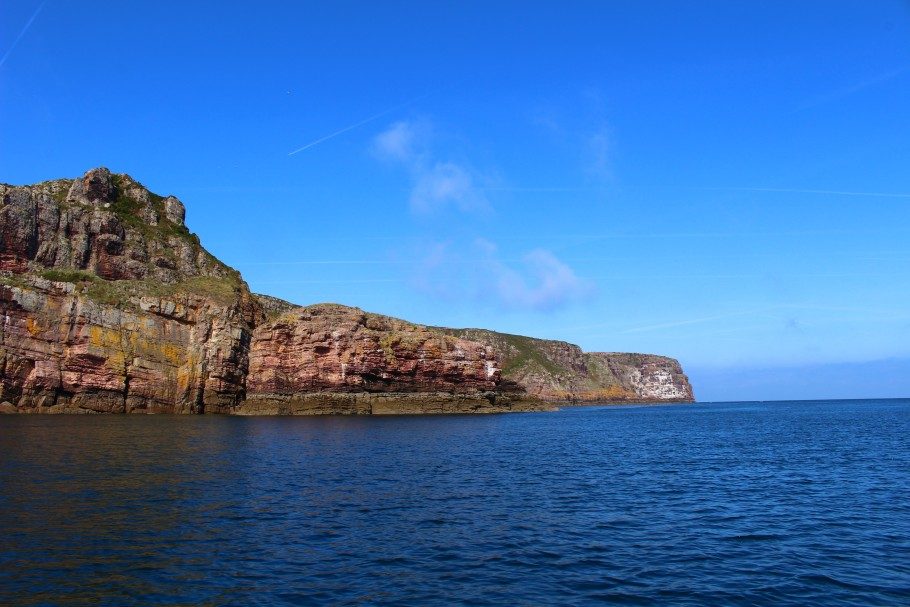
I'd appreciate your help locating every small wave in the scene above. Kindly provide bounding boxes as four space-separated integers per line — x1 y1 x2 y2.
797 573 867 591
723 533 783 542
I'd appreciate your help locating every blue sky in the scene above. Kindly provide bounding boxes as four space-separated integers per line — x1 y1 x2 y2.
2 1 909 400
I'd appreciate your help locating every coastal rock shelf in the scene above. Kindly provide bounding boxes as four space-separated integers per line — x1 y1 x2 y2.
0 168 693 414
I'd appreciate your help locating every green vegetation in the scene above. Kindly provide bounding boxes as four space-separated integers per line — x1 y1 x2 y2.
496 332 564 376
40 268 97 283
6 173 247 313
110 174 191 238
108 180 145 228
47 181 70 205
85 275 243 309
0 273 30 289
439 328 565 376
106 174 240 279
2 269 242 313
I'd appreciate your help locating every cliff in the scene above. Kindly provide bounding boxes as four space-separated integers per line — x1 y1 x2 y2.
0 168 692 414
241 304 537 414
438 331 694 403
0 168 261 413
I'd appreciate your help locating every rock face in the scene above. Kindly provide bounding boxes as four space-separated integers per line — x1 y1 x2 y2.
0 277 259 413
0 168 230 283
439 329 694 403
0 168 693 414
0 169 261 413
241 304 540 414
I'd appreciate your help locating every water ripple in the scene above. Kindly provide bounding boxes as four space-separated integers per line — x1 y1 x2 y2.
0 399 908 605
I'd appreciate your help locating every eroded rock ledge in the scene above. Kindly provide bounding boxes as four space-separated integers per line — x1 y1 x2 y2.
0 168 693 414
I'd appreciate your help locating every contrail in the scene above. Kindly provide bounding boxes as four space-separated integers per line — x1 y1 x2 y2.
468 185 910 198
288 92 431 156
618 302 910 334
700 186 910 199
0 0 46 69
619 308 781 334
253 279 402 285
795 66 908 112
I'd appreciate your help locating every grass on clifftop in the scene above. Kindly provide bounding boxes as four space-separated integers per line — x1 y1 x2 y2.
110 176 202 246
495 333 565 376
439 328 565 377
85 275 244 308
5 269 244 309
107 174 241 280
40 269 97 283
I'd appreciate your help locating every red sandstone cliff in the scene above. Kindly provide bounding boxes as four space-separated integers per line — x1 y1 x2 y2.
0 168 693 414
240 303 538 414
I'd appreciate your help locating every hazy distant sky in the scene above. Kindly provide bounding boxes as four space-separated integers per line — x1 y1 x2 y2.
2 1 909 400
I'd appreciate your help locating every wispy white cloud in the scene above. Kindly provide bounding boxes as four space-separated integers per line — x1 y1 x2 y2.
372 120 421 163
530 90 615 181
410 161 488 214
412 239 594 312
0 0 46 69
288 93 430 156
486 246 594 311
373 120 490 214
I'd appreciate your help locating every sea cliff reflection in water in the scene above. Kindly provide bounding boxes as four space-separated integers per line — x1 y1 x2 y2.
1 399 908 606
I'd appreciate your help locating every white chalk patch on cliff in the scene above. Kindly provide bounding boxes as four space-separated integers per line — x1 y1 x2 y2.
638 368 689 400
485 361 497 379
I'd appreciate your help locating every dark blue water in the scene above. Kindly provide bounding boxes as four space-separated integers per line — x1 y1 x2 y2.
1 399 908 606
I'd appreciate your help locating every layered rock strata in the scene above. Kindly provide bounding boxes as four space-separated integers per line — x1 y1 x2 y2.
439 329 694 403
0 276 258 413
0 168 692 414
241 304 546 414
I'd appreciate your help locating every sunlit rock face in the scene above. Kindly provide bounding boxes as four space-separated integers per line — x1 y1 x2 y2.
241 303 535 414
0 167 223 283
0 168 691 414
0 168 258 413
0 279 258 413
437 329 694 403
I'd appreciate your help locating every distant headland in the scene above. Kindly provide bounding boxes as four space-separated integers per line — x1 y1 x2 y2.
0 168 693 414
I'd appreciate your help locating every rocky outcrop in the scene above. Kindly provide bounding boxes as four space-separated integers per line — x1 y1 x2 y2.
0 167 233 283
0 168 261 413
241 304 546 414
438 329 694 403
0 274 260 413
253 293 299 319
0 168 693 414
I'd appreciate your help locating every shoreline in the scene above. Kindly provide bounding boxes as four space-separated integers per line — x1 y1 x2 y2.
0 393 700 415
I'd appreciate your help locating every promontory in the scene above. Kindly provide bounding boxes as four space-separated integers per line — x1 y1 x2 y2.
0 168 693 414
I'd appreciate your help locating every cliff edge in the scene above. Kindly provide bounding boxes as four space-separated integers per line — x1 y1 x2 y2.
0 168 692 414
439 329 693 403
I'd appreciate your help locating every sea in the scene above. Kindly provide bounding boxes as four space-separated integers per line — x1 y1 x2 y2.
0 399 908 606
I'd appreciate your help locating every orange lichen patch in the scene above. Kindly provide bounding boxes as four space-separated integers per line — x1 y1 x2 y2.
88 326 186 367
89 326 128 350
25 318 40 336
539 385 637 402
176 356 198 391
152 342 184 366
